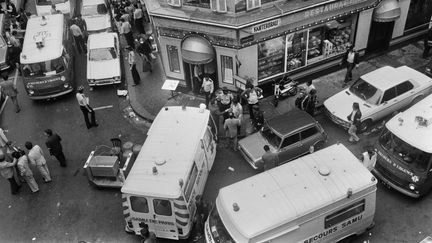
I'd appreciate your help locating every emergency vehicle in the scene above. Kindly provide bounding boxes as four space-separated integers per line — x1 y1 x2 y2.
374 94 432 198
121 106 217 240
205 143 377 243
20 14 74 99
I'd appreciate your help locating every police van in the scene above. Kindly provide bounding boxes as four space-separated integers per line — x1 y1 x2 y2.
121 105 217 240
205 143 377 243
374 94 432 198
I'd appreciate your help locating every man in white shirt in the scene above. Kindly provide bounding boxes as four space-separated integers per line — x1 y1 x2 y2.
25 141 52 183
361 149 377 171
342 44 359 85
133 4 144 34
120 18 134 48
76 86 98 129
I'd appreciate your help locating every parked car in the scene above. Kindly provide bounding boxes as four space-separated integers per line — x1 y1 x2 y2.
79 0 112 33
324 65 432 132
87 32 121 86
238 109 327 170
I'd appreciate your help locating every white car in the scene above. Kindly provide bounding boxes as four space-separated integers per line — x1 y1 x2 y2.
324 65 432 131
80 0 112 33
87 32 121 86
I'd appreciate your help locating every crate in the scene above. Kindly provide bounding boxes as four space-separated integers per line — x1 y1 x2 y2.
89 155 119 178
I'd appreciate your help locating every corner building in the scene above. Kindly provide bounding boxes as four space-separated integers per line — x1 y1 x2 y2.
142 0 432 91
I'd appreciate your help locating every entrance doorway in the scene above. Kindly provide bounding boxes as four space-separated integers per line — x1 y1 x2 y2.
366 21 394 53
183 61 218 94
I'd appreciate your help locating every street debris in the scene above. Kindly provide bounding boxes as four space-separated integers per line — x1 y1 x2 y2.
228 166 235 172
117 90 128 97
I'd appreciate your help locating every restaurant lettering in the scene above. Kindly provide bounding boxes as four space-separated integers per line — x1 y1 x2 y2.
131 217 175 226
304 0 367 18
251 19 281 33
377 150 414 177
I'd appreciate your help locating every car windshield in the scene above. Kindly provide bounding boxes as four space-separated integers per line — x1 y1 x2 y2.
37 0 67 5
22 57 66 77
208 206 235 243
89 47 116 61
379 128 432 172
261 126 282 148
349 78 382 105
82 4 108 16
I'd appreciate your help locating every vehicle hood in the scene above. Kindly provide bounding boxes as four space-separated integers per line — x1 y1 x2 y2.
324 89 375 122
84 15 111 32
87 59 120 80
238 132 277 162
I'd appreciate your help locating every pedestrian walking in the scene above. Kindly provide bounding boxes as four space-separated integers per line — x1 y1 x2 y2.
76 86 98 129
0 152 20 194
223 112 241 151
347 102 361 143
241 82 262 121
423 28 432 58
133 4 144 34
260 145 279 171
120 18 134 48
361 148 377 171
13 151 39 193
70 20 87 54
201 75 214 107
341 44 359 85
136 36 153 72
44 129 66 167
26 142 51 183
127 46 140 86
0 74 20 113
74 14 88 40
216 87 233 121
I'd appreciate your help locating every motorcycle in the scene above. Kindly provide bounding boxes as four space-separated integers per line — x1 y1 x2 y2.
273 77 298 107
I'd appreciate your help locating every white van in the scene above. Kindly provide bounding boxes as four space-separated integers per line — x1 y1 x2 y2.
121 106 217 240
205 143 377 243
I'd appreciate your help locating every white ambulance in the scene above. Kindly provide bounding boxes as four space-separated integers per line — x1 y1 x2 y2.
205 143 377 243
121 106 217 240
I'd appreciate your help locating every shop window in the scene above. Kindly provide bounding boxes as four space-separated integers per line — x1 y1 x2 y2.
286 31 307 72
322 18 353 57
246 0 260 11
184 0 210 8
221 55 233 84
153 199 173 216
167 0 181 7
405 0 432 31
307 27 324 64
130 196 149 213
257 37 285 80
211 0 227 12
167 45 180 73
184 163 199 202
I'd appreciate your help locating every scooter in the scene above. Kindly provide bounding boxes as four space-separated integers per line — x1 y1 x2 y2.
273 77 298 107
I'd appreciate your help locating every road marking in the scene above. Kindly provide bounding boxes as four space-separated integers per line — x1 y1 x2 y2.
93 105 114 111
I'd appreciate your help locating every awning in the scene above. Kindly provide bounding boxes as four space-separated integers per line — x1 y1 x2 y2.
373 0 401 22
181 36 215 65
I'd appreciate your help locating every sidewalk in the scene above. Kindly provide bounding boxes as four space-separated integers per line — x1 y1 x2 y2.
126 39 429 128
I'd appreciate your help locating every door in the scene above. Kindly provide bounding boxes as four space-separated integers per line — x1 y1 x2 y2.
128 195 154 233
278 133 301 164
183 62 193 91
299 126 321 155
378 86 398 119
151 198 179 239
394 81 415 108
202 127 216 171
366 21 394 53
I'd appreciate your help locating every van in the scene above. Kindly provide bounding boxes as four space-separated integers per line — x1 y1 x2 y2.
205 144 377 243
121 106 217 240
373 94 432 198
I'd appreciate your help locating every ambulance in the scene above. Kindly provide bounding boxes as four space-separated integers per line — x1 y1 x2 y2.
205 143 377 243
121 105 217 240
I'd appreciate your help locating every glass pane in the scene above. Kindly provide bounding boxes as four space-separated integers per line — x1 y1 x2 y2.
382 87 397 103
221 55 233 84
307 27 324 64
257 37 285 80
218 0 226 11
396 81 414 96
184 164 199 202
167 45 180 73
130 196 149 213
349 78 382 105
22 57 66 77
281 133 300 148
185 0 210 8
286 31 307 72
234 0 246 12
325 200 365 229
405 0 432 31
300 127 318 140
153 199 172 216
322 18 353 57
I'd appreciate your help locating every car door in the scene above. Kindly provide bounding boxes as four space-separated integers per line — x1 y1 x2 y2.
299 125 321 155
278 133 301 165
395 81 415 108
377 86 397 120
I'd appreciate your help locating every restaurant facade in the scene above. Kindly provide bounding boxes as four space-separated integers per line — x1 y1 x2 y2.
143 0 432 92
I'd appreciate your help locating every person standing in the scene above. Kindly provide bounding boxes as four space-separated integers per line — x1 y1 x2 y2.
216 87 233 121
0 152 20 194
133 4 144 34
75 14 88 40
76 86 98 129
201 75 214 107
223 112 241 151
136 36 153 72
26 142 51 183
120 18 134 48
226 97 243 136
0 74 20 113
260 145 279 171
423 28 432 58
127 46 140 86
44 129 66 167
305 89 317 116
5 0 17 17
347 102 362 143
241 82 262 121
342 44 359 85
13 151 39 193
304 80 316 95
193 65 202 94
70 20 86 54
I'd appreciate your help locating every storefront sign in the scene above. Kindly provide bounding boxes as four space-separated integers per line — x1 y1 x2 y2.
251 19 281 33
304 0 368 18
240 35 254 44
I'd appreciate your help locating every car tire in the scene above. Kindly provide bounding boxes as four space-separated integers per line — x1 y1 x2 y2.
410 96 423 106
312 141 325 152
359 119 372 133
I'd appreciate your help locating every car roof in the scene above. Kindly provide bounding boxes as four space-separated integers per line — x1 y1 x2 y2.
82 0 105 6
361 65 430 91
267 109 317 136
88 32 117 49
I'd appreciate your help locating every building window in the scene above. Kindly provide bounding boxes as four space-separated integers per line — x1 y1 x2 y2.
221 55 234 84
184 0 210 8
167 0 181 7
234 0 246 12
257 37 285 80
167 45 180 73
211 0 227 12
405 0 432 31
246 0 260 11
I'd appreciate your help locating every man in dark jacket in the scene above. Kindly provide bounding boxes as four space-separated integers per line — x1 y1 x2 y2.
260 145 279 171
44 129 66 167
341 44 359 85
